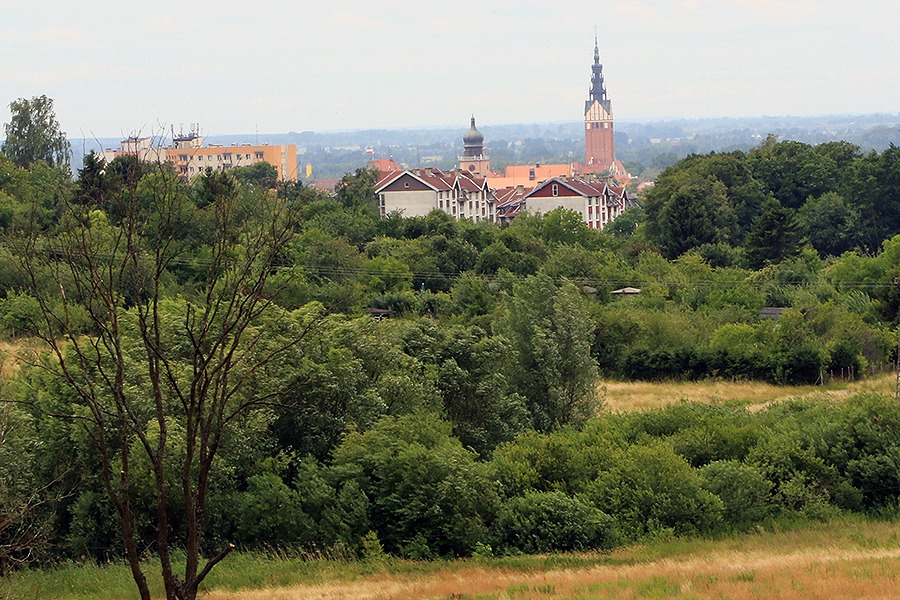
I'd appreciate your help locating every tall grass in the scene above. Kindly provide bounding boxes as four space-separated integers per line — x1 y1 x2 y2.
600 372 897 413
4 515 898 600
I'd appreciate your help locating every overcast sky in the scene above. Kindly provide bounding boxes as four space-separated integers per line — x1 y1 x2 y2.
2 0 898 139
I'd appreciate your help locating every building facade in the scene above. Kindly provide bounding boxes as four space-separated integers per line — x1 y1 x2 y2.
101 131 298 182
375 167 495 222
524 177 629 229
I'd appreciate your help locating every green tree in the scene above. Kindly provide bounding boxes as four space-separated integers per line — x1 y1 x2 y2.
585 442 723 539
16 164 321 600
229 161 277 189
0 400 64 574
847 145 900 251
74 151 108 207
335 167 378 215
645 170 736 259
492 491 617 553
797 191 859 257
749 138 843 210
744 198 804 269
496 274 599 431
2 95 71 169
540 207 597 248
330 413 498 557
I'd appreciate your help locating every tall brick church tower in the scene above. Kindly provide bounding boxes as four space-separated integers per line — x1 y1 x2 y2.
583 36 614 174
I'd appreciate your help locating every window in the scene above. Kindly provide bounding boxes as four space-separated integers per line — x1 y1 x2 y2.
551 183 559 197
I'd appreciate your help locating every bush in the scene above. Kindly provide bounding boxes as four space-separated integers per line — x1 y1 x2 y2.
699 460 774 526
492 491 617 554
585 443 724 539
330 413 498 557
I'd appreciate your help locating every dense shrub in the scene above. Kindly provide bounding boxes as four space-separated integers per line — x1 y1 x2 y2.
492 491 617 554
329 413 498 558
584 443 724 539
699 460 774 526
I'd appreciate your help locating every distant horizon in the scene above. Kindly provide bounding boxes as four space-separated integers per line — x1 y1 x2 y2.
53 111 900 144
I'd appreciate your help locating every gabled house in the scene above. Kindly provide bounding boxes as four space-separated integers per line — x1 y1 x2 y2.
374 168 496 222
493 185 532 223
523 177 630 229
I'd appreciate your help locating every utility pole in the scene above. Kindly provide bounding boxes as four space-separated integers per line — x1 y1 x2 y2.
895 323 899 399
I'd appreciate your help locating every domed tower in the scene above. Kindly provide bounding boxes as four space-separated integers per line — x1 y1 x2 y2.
459 116 490 177
583 35 615 174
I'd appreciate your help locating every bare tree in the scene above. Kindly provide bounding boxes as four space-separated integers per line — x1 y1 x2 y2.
16 164 318 600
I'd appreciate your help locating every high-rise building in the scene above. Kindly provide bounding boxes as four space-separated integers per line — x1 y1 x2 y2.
100 128 298 182
583 36 614 174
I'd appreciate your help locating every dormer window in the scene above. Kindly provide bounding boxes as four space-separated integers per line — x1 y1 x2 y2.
552 183 559 197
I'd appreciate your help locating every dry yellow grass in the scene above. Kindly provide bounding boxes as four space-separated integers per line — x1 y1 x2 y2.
0 338 45 380
599 373 897 413
202 519 900 600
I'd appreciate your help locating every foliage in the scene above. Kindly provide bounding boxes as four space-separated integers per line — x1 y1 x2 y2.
496 274 599 431
491 491 617 554
744 198 804 269
330 413 498 557
2 95 71 169
14 164 322 600
2 128 900 589
584 442 724 539
644 169 736 258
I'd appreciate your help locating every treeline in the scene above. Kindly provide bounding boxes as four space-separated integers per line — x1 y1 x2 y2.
9 377 900 561
1 131 899 584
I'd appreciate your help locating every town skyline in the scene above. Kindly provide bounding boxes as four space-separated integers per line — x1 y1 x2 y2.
2 0 899 140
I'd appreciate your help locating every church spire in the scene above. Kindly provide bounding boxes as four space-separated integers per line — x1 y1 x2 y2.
583 34 615 173
587 34 609 112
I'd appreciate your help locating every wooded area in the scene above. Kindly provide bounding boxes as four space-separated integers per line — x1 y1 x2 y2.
1 98 900 599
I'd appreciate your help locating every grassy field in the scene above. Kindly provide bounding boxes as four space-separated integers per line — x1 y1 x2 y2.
599 372 898 413
3 515 899 600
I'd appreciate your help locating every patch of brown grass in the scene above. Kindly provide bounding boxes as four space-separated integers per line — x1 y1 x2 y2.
598 373 897 413
202 519 900 600
0 337 53 380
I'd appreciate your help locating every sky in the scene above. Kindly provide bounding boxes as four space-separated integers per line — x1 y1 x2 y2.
2 0 898 139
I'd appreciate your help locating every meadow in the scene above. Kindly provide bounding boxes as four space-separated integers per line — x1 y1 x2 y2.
3 514 898 600
599 372 898 412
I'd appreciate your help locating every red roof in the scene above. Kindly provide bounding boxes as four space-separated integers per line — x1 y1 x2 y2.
368 158 401 172
375 167 489 195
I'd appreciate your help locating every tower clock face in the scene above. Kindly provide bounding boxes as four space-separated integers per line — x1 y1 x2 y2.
469 165 475 171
